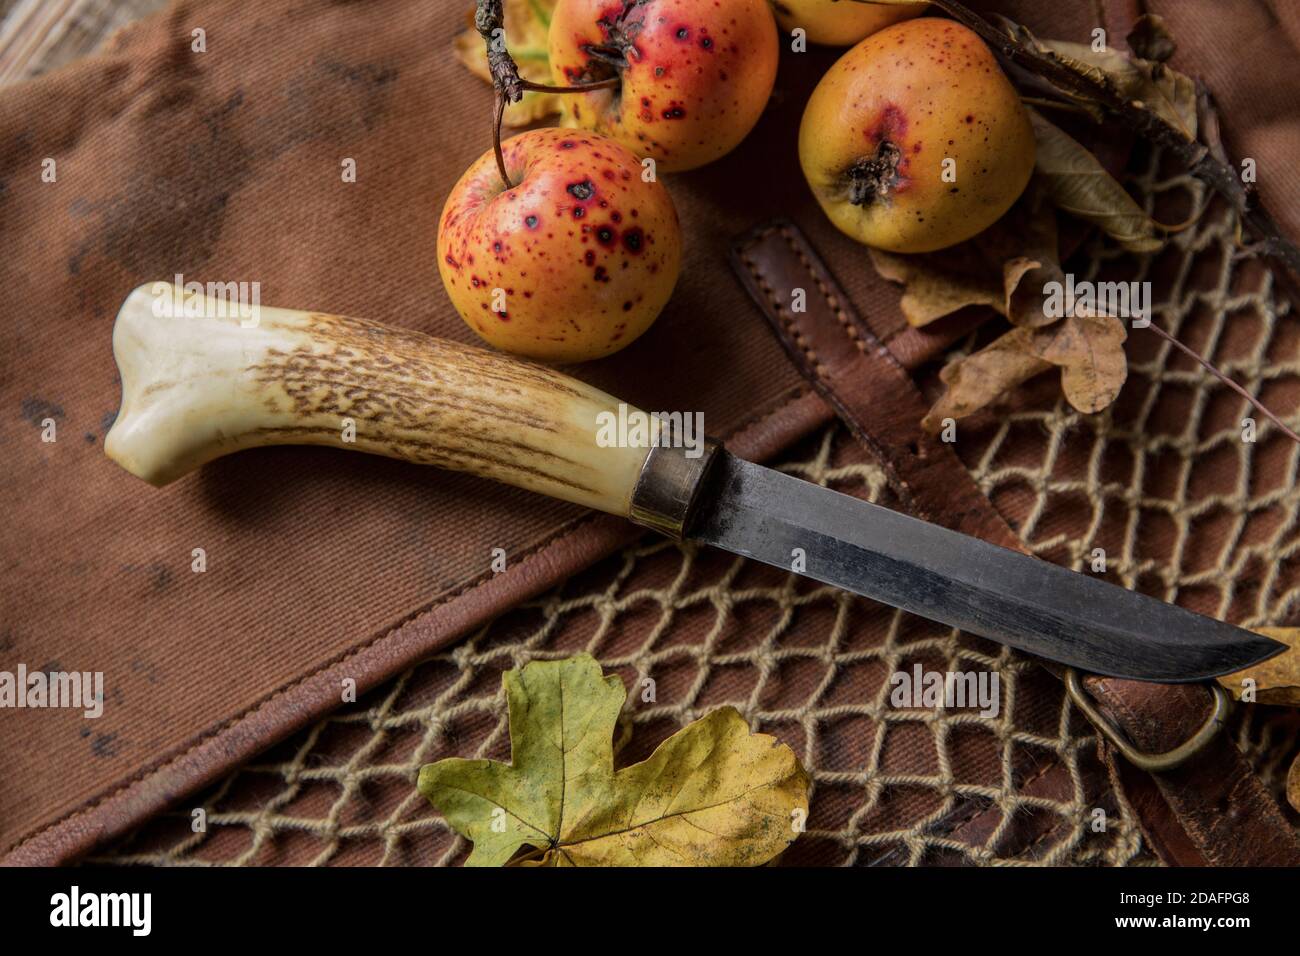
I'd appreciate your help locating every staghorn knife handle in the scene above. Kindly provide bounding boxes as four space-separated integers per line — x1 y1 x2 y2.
105 282 717 532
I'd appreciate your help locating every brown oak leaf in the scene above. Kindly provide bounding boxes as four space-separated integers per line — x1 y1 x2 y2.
869 181 1063 330
922 313 1127 432
921 327 1053 433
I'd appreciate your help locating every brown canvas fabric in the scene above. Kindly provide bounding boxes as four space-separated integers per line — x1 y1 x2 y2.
1156 0 1300 246
0 0 905 863
2 0 1297 866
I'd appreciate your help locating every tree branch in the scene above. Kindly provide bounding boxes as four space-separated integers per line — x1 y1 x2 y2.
475 0 623 190
476 0 525 104
920 0 1300 281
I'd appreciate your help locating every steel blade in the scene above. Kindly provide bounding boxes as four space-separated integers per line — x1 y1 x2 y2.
691 454 1284 682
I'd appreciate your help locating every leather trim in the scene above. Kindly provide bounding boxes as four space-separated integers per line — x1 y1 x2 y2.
732 220 1101 859
730 220 1025 547
1086 677 1300 866
731 218 1300 866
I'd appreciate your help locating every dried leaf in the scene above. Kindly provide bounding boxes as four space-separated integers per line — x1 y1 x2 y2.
1218 627 1300 706
869 248 1001 327
1126 14 1176 63
999 17 1197 140
983 181 1064 328
1029 110 1164 253
922 327 1052 432
453 0 560 127
922 312 1127 430
1003 256 1058 325
418 654 809 866
1029 313 1128 413
911 171 1129 429
869 182 1062 329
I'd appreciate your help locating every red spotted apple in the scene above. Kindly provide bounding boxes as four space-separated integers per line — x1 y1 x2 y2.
548 0 779 172
799 18 1035 253
437 127 682 363
773 0 927 47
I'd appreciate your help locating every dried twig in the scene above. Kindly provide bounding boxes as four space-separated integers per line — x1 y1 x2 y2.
475 0 619 189
1144 322 1300 445
919 0 1300 281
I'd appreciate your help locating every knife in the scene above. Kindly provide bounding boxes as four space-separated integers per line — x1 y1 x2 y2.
104 282 1284 682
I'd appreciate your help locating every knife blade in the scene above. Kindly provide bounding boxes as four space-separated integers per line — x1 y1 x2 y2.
688 450 1283 682
104 282 1285 682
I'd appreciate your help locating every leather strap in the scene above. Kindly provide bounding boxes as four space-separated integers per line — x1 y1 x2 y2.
1087 679 1300 865
730 218 1300 866
728 223 1023 546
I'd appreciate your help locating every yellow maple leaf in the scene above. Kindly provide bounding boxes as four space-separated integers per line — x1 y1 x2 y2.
418 654 809 866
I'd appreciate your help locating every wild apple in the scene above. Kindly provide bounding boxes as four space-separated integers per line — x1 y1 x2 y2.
438 128 682 363
773 0 926 47
548 0 779 172
799 18 1035 253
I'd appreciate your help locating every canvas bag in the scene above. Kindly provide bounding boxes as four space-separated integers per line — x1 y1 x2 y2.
1 0 1298 864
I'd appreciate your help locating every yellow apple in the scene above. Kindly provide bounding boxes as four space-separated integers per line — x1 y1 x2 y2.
799 18 1035 253
774 0 926 47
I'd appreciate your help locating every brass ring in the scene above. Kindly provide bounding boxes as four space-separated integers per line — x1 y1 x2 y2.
628 438 722 539
1065 668 1229 773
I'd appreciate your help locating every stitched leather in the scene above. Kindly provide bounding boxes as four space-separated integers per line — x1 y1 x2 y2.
730 221 1027 547
731 218 1300 867
1086 677 1300 865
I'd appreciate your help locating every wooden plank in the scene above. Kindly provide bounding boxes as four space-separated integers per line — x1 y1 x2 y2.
0 0 167 84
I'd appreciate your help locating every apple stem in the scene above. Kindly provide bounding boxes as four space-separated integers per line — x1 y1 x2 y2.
488 81 619 193
475 0 525 104
522 77 620 96
492 90 510 189
476 0 621 191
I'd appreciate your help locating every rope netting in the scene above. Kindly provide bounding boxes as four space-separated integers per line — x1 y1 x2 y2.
92 146 1300 867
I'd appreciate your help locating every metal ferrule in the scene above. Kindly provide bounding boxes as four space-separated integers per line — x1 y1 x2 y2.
628 437 722 539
